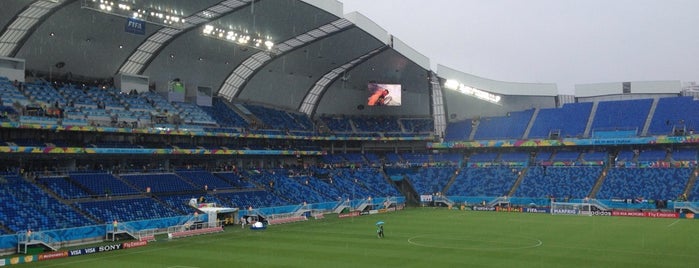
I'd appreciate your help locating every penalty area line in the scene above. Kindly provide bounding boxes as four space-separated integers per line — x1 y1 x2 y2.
667 219 680 228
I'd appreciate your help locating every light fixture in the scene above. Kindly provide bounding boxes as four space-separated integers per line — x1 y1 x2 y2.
201 24 274 52
82 0 187 29
444 79 502 104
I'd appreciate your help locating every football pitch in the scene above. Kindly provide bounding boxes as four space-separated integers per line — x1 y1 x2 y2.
19 208 699 267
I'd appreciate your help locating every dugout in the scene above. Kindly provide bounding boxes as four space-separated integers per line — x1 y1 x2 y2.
196 206 239 226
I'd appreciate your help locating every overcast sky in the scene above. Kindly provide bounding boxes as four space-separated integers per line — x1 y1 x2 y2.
340 0 699 94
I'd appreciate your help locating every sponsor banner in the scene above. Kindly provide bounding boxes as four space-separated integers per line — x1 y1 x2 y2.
523 208 550 213
645 212 678 218
386 207 396 212
338 211 360 218
38 251 68 261
378 209 387 213
611 211 678 218
551 208 579 215
359 211 370 216
69 247 98 256
369 210 379 215
612 211 644 217
420 195 433 202
588 210 612 216
396 204 405 210
472 206 496 211
68 243 124 257
496 207 522 212
123 240 148 249
0 258 5 266
5 255 36 265
579 210 612 216
98 244 123 252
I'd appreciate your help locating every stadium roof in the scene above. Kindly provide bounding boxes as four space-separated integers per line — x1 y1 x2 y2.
0 0 438 117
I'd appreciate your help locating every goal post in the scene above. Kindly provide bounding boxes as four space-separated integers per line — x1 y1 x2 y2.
550 201 593 215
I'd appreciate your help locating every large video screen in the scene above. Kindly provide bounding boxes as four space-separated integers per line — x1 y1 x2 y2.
367 83 402 106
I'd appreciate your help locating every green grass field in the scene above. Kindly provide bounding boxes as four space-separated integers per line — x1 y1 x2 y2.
19 208 699 267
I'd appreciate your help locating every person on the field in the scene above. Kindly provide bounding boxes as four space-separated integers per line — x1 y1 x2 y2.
377 225 384 238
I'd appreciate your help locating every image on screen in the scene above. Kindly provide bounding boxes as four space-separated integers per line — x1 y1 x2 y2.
367 83 402 106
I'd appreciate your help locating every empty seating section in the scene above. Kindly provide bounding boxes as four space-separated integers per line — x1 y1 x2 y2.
330 168 379 198
690 179 699 201
553 151 580 162
200 98 248 128
24 81 66 107
352 116 401 133
432 153 463 164
70 173 139 195
515 166 601 198
616 150 636 163
535 152 552 162
142 91 177 114
244 104 311 131
499 152 530 163
474 109 534 140
214 172 258 189
529 102 592 138
335 175 374 199
215 191 286 208
582 151 607 161
364 153 382 166
385 153 402 163
3 160 699 234
637 149 667 162
121 93 153 112
591 99 653 133
173 102 217 125
648 96 699 135
249 170 329 204
0 78 29 106
177 170 235 190
446 167 521 197
76 198 180 222
406 167 456 195
85 87 124 109
670 148 697 161
468 152 498 163
290 112 314 131
57 84 96 108
342 153 367 165
322 153 367 165
444 119 473 141
322 154 346 165
596 168 691 200
401 153 430 165
400 118 434 133
120 173 196 193
0 175 94 231
292 176 345 201
345 168 400 197
38 176 90 199
320 116 353 132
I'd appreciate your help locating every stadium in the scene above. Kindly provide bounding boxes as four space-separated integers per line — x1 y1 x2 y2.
0 0 698 267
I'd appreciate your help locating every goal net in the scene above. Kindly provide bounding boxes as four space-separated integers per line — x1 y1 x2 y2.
550 201 593 216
